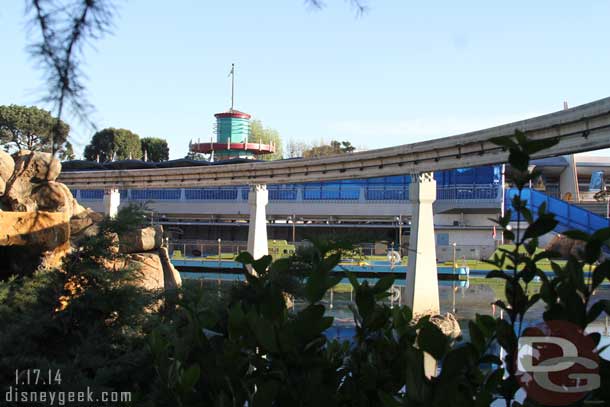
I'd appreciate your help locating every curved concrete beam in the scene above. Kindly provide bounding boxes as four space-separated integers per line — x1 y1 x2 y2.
59 97 610 189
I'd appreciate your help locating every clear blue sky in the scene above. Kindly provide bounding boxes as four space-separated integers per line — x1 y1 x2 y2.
2 1 610 159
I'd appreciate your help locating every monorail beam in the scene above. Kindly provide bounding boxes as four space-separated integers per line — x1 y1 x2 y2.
58 97 610 190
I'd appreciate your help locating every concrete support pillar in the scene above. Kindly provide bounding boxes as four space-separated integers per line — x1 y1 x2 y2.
247 184 269 260
405 172 440 378
559 154 580 201
103 187 120 218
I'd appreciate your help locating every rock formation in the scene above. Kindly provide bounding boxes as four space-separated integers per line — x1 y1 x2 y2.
0 150 181 292
545 234 586 259
411 312 462 340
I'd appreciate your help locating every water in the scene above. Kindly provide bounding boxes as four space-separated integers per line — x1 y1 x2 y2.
181 272 610 359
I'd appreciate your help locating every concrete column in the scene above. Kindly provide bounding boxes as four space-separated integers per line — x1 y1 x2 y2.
103 187 120 218
247 184 269 260
559 154 580 201
405 172 440 378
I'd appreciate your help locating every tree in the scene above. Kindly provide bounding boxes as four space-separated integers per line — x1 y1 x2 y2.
284 139 309 158
58 140 75 160
141 137 169 162
302 139 356 158
184 151 207 161
84 128 142 162
250 119 283 161
0 105 70 153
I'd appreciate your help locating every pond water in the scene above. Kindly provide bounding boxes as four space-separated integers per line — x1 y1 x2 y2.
181 272 610 359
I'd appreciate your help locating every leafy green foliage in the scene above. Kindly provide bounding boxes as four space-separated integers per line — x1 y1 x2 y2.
99 202 150 235
141 137 170 162
250 119 283 161
4 129 610 405
303 140 356 158
486 131 610 405
0 205 159 400
84 127 142 162
0 104 70 154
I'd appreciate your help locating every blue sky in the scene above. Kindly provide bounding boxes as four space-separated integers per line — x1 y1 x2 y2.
2 1 610 159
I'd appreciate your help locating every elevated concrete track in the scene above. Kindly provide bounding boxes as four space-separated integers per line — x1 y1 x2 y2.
59 97 610 189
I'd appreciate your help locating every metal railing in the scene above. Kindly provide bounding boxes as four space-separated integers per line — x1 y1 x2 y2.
74 184 501 203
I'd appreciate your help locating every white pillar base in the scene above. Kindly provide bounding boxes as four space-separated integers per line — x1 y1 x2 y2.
405 172 440 378
103 188 120 218
247 184 269 261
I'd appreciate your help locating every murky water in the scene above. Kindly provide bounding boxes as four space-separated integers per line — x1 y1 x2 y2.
182 272 610 357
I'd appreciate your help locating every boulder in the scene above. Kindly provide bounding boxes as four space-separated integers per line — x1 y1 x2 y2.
32 181 74 215
3 151 63 212
546 234 586 259
412 312 461 340
127 252 165 291
119 225 164 254
0 150 14 196
70 208 104 236
158 246 182 289
0 211 71 276
12 150 61 182
0 211 70 250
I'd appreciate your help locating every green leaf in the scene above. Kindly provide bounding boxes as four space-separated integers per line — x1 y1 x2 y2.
490 136 517 149
585 240 602 264
592 227 610 243
248 313 279 353
235 251 254 265
228 303 246 340
377 391 402 407
469 320 485 353
508 148 529 172
346 271 360 289
486 269 509 280
355 284 375 320
475 314 497 338
180 364 200 391
496 319 517 354
417 321 449 360
373 275 396 294
526 137 559 155
252 255 273 274
523 214 558 240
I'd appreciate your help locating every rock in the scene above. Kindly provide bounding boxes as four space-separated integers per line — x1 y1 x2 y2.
0 211 70 250
127 252 165 291
0 211 71 277
158 246 182 289
32 181 74 215
70 208 103 236
412 312 462 340
0 150 14 196
12 150 61 182
3 151 63 212
119 225 164 254
546 234 586 259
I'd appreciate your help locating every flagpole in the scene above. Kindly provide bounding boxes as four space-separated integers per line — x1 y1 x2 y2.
230 63 235 111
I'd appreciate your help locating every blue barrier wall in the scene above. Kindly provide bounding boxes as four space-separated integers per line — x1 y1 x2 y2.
505 188 610 235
